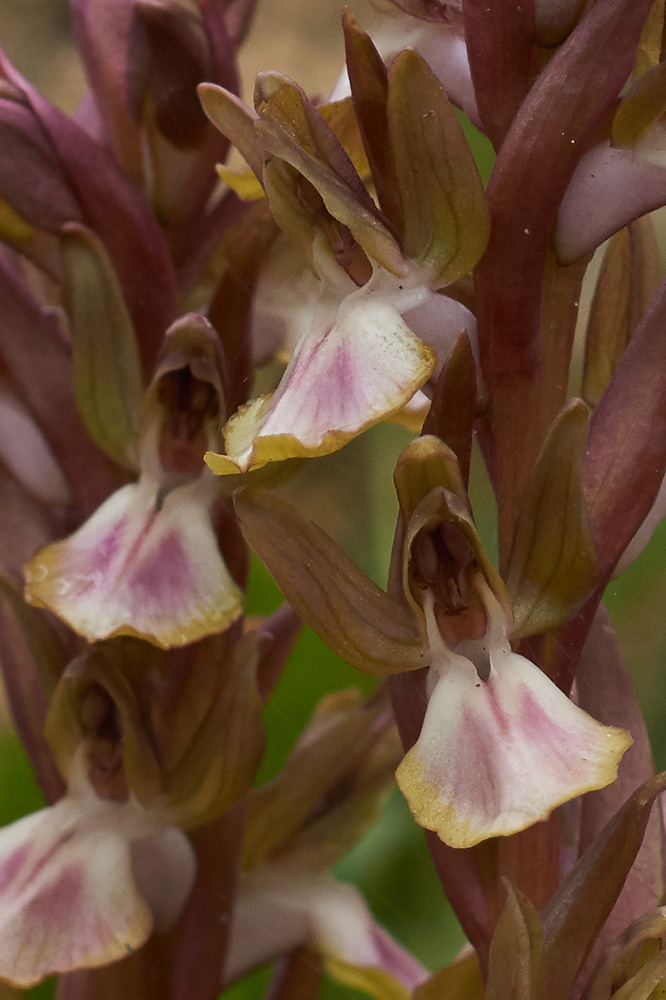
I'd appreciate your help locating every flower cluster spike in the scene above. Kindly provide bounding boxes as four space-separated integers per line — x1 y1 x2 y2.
0 0 665 997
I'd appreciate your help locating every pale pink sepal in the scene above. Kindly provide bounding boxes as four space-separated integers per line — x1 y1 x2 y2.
24 474 243 648
396 648 632 849
0 385 70 505
415 26 481 129
556 138 666 264
206 280 436 474
614 473 666 576
403 291 479 379
0 769 194 987
226 870 428 992
131 827 197 933
371 292 478 430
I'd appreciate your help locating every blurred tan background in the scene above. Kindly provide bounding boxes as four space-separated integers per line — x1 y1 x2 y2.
0 0 373 110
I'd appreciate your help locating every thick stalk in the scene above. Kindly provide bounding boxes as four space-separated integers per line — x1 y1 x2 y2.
470 0 653 564
169 803 245 1000
462 0 536 150
57 937 169 1000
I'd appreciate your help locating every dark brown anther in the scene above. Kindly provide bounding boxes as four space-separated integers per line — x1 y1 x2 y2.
79 684 121 743
85 739 128 802
411 523 488 647
158 367 220 475
79 684 128 802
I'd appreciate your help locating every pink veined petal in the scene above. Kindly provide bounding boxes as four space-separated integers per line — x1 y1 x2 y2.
307 876 428 992
386 292 479 431
556 139 666 263
206 284 436 474
396 649 632 849
225 869 427 993
0 789 157 987
24 474 243 648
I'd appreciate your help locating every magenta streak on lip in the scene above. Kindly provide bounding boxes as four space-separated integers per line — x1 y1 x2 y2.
0 845 30 892
127 531 192 606
519 689 580 777
73 507 159 600
0 829 77 899
71 518 127 596
21 864 119 959
23 865 84 925
94 521 125 569
456 707 500 816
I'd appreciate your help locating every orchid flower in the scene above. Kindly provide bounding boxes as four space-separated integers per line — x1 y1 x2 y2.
248 235 479 433
24 315 243 649
207 239 437 473
233 430 632 850
199 31 489 474
0 738 195 988
396 584 631 848
391 432 632 848
227 868 427 1000
0 622 265 991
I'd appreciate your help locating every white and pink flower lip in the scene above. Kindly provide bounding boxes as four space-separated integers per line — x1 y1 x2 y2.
226 867 427 996
0 750 196 988
396 589 632 849
24 471 243 648
24 359 244 649
205 249 438 475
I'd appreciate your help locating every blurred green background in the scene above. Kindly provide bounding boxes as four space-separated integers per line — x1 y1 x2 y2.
1 2 666 998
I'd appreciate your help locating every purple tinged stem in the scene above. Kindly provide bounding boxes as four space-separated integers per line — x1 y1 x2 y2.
473 0 653 562
462 0 536 150
171 805 245 1000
